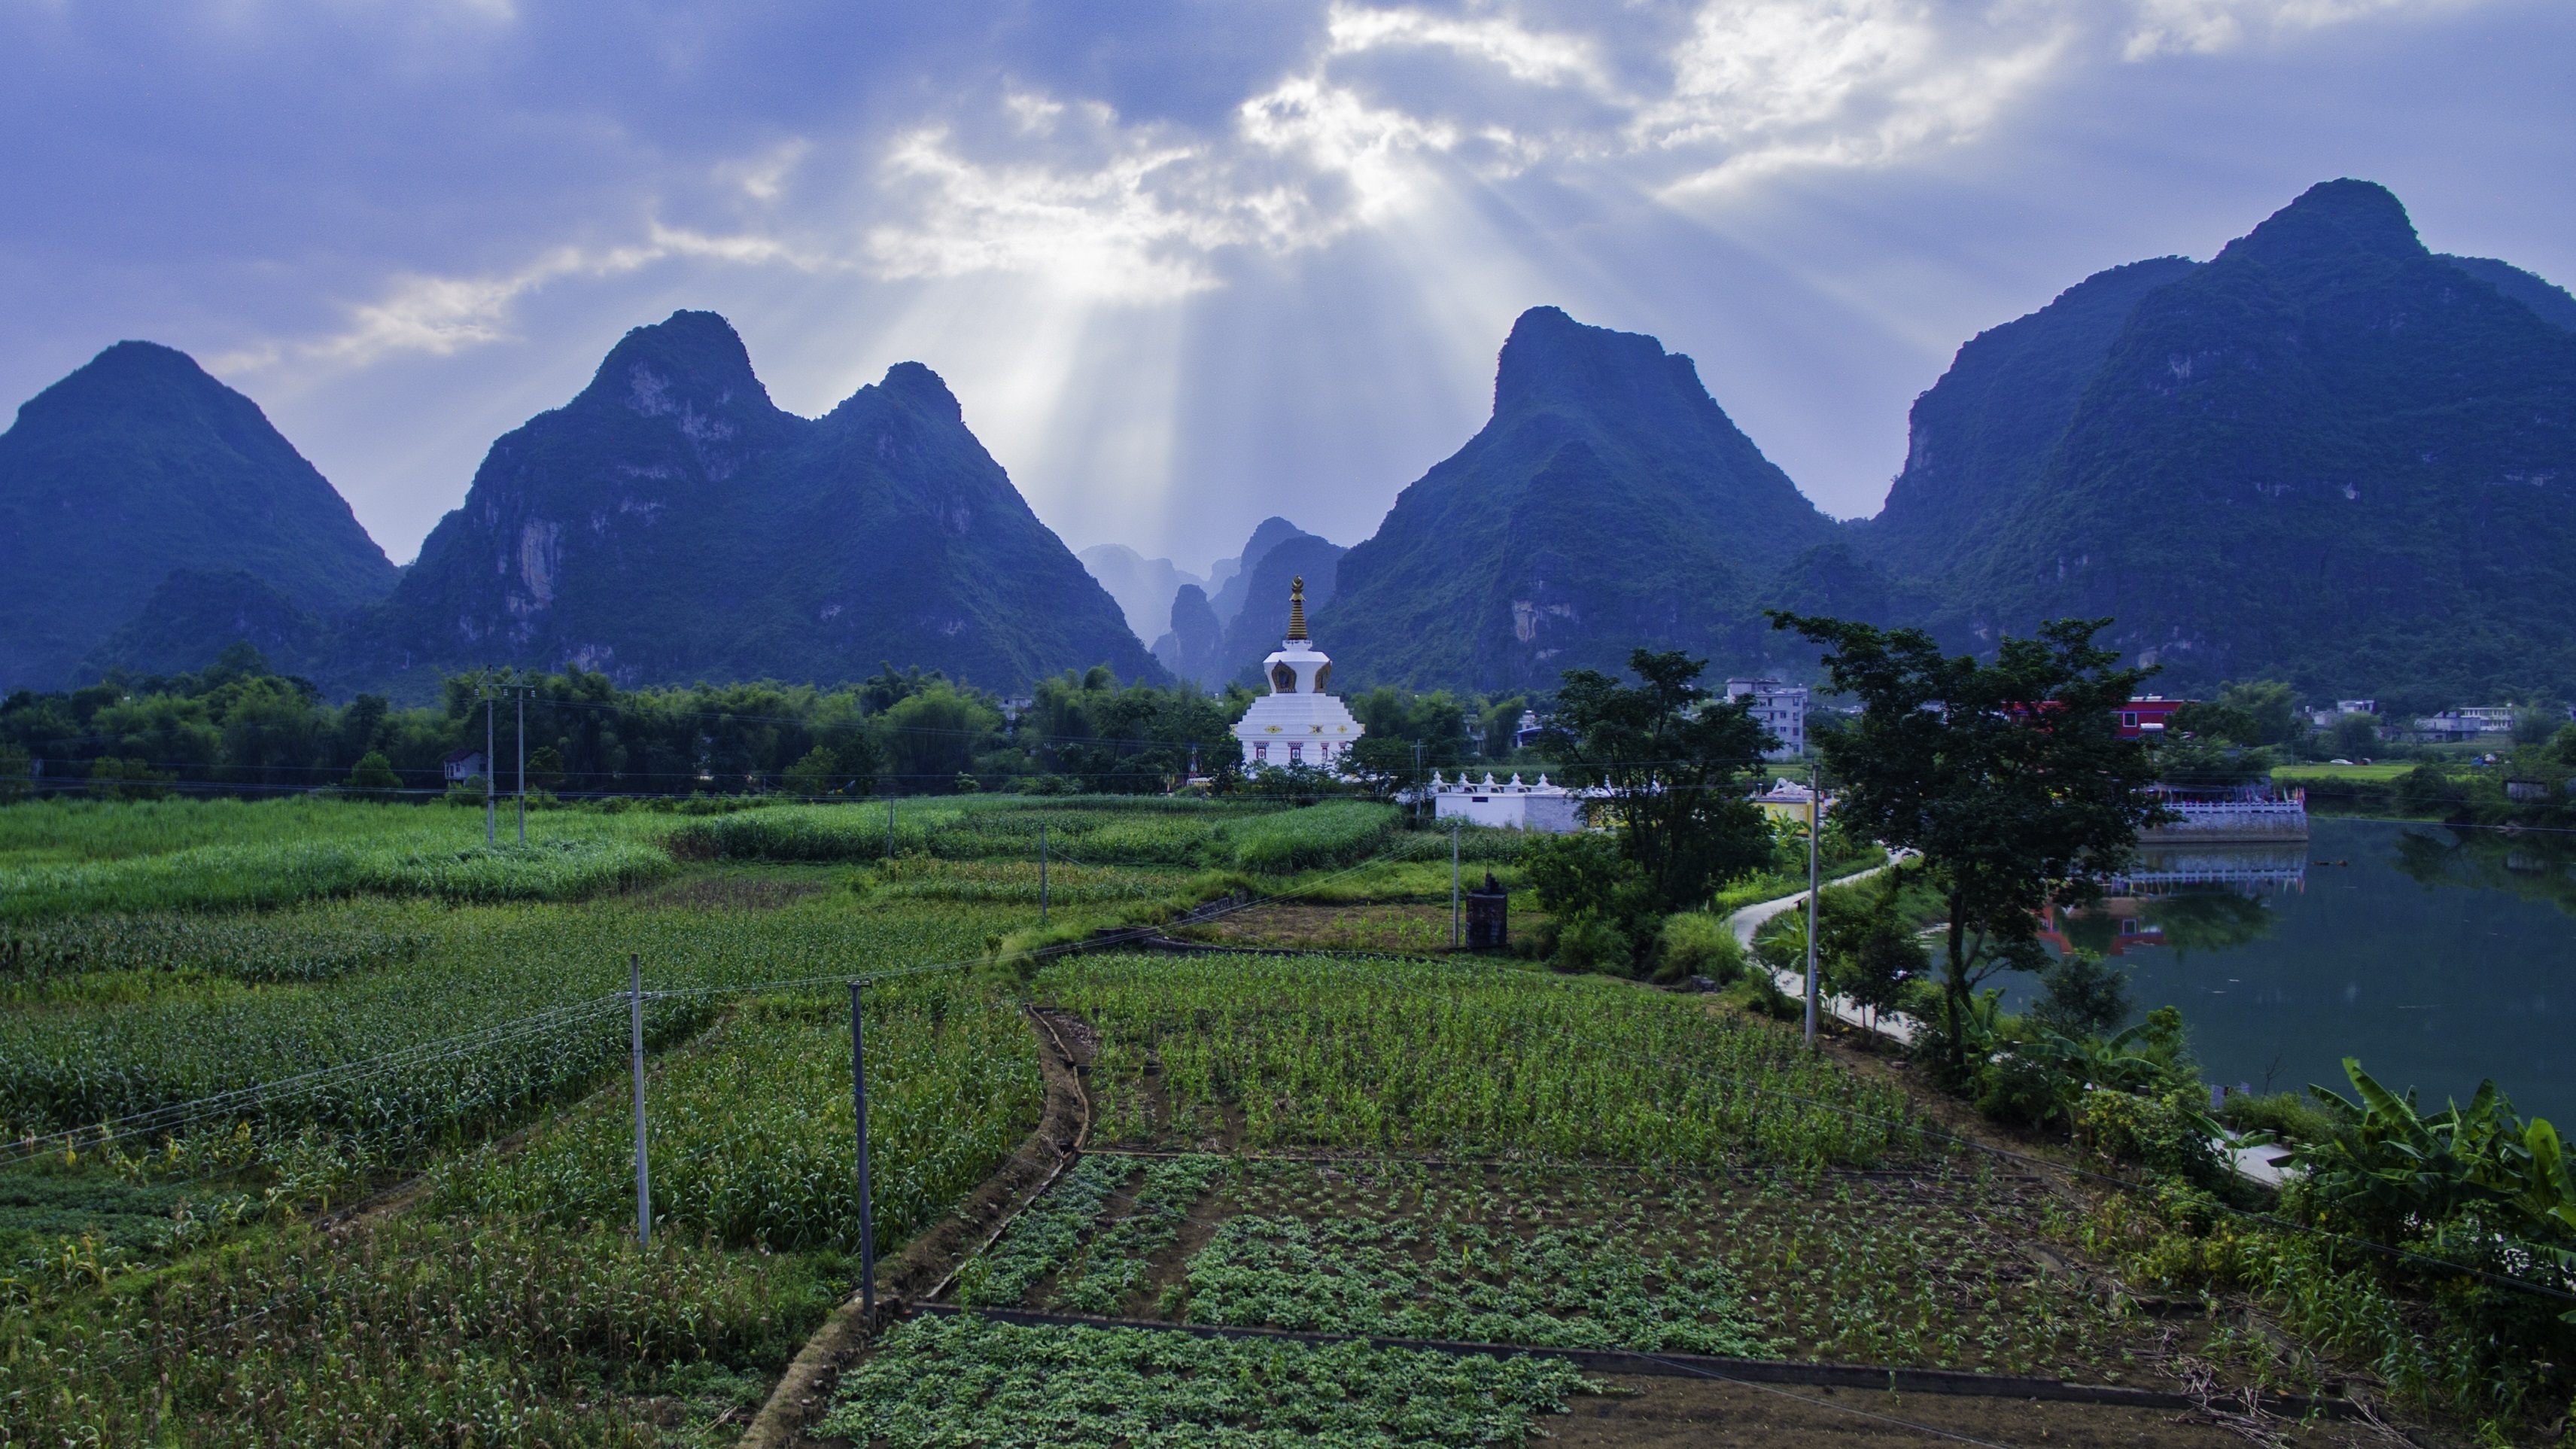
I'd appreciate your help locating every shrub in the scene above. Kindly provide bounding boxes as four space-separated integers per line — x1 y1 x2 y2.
2218 1089 2338 1145
2077 1088 2222 1183
342 753 403 801
1552 913 1635 976
1524 830 1647 921
1722 968 1802 1022
1653 912 1744 985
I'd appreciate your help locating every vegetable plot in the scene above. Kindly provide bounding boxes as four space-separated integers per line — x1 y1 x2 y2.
822 1313 1598 1448
436 982 1042 1254
1044 952 1923 1167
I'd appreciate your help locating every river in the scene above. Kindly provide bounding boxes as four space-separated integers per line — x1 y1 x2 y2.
2009 815 2573 1123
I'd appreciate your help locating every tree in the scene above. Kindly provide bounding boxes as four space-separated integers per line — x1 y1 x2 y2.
525 745 567 793
88 756 176 801
2331 711 2381 758
1769 613 2164 1073
0 744 30 803
2177 680 2301 747
873 686 1002 793
342 751 403 800
783 746 841 798
1824 875 1924 1030
2030 950 2133 1037
1541 649 1776 913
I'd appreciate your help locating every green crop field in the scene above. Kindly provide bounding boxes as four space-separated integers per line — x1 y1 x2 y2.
1042 952 1921 1165
0 793 1205 1444
0 790 2468 1444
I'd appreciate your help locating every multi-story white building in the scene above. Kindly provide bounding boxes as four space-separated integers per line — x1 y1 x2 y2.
1231 577 1363 771
2416 707 2517 741
1724 678 1809 760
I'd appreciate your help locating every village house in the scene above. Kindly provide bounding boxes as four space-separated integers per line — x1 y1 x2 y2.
1723 678 1808 760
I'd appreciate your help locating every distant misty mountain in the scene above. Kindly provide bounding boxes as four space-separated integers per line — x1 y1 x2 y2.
0 342 397 692
1205 516 1311 629
337 311 1156 698
1077 544 1203 643
1313 306 1838 694
1292 183 2576 710
1855 180 2576 708
1148 516 1341 686
1216 526 1343 686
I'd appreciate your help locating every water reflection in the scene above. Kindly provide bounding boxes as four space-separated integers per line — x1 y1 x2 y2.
2389 825 2576 917
2041 845 2301 960
2013 819 2568 1119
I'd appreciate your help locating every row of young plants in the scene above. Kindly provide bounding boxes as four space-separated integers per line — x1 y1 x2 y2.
2 928 1055 1442
0 897 441 988
950 1149 2234 1387
823 1312 1600 1447
850 854 1203 906
951 1154 1224 1315
1042 952 1922 1169
0 1209 832 1447
435 980 1043 1255
671 797 1412 875
0 893 1020 1177
0 824 676 921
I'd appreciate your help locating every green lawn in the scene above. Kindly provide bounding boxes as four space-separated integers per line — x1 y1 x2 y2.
2272 762 2414 783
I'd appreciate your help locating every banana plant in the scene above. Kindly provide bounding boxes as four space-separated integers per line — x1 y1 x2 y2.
2298 1058 2576 1246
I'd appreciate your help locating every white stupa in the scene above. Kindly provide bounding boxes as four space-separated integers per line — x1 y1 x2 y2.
1233 575 1362 772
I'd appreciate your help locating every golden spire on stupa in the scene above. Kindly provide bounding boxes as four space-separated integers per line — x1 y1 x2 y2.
1285 575 1308 641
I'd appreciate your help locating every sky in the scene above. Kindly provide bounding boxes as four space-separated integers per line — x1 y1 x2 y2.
5 1 2571 577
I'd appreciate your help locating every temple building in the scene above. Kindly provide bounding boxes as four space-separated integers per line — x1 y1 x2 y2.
1232 576 1363 771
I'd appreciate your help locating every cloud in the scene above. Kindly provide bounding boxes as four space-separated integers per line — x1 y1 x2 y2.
219 224 818 370
856 0 2450 297
864 111 1255 303
1641 1 2073 191
228 0 2471 361
2121 0 2449 59
1322 5 1612 90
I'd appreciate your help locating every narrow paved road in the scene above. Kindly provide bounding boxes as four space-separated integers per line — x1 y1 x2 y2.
1723 855 1917 1043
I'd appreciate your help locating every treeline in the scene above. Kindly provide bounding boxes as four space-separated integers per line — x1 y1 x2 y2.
0 644 1545 802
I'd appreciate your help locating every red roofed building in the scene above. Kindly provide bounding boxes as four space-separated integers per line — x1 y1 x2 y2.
2115 696 2191 739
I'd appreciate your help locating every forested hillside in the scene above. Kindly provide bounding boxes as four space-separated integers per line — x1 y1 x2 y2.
1315 306 1838 693
0 342 397 693
337 312 1155 699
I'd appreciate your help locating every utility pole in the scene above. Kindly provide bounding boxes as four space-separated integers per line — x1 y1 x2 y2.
516 686 528 845
848 979 877 1328
886 800 896 863
1451 821 1461 948
1805 760 1820 1047
484 690 497 846
1039 824 1048 925
629 954 652 1244
1412 740 1425 826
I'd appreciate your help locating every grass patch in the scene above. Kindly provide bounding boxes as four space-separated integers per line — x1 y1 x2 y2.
2271 763 2413 783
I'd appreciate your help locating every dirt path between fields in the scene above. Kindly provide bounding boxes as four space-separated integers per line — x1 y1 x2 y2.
734 1003 1093 1449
